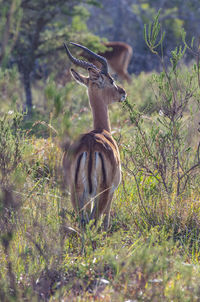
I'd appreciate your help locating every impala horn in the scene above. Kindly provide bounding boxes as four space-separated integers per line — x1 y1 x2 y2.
63 43 97 70
64 42 108 75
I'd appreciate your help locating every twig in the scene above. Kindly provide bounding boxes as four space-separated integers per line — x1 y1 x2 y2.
179 161 200 180
122 163 150 219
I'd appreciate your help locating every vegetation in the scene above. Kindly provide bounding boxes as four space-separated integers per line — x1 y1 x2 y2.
87 0 200 74
0 4 200 302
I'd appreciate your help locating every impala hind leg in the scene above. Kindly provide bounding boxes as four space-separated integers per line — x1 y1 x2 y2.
71 189 89 227
103 192 114 230
90 189 112 229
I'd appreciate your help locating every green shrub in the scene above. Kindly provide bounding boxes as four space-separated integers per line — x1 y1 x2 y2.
123 12 200 200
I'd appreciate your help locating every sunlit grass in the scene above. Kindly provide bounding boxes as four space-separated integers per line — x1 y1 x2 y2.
0 69 200 301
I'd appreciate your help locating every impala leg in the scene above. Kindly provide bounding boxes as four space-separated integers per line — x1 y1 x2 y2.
71 188 89 227
103 192 114 231
89 200 97 222
97 194 108 224
90 189 113 228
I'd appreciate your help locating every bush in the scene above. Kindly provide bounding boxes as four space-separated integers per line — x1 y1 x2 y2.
123 12 200 200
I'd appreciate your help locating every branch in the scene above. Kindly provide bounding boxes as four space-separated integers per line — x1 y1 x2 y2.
198 142 200 162
179 161 200 180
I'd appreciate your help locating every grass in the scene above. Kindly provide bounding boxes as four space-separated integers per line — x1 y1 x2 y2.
0 67 200 301
1 137 200 301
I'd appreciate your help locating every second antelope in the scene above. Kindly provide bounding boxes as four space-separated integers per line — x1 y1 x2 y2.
63 42 126 230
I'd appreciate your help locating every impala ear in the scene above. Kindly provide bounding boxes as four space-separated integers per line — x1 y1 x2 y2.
88 67 101 81
88 67 104 88
70 68 88 86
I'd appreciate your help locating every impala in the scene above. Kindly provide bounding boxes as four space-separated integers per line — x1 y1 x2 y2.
63 42 126 230
80 41 133 84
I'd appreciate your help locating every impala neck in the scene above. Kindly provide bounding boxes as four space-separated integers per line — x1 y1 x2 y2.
89 91 111 133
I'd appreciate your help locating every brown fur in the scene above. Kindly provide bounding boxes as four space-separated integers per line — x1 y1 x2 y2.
63 130 121 227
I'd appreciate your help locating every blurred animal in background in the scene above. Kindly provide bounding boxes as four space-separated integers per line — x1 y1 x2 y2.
80 41 133 84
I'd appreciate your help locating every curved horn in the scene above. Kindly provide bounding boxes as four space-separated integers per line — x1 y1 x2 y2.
70 42 108 75
63 43 98 71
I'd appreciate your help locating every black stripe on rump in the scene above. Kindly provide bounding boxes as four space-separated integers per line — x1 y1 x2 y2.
88 152 93 194
99 153 106 184
75 153 84 185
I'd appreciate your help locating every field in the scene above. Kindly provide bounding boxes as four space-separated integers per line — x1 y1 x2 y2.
1 42 200 302
1 1 200 300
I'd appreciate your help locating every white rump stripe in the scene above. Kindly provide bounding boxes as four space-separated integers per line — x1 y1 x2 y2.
79 152 88 192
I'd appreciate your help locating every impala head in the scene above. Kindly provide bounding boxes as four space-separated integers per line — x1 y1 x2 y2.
63 42 126 105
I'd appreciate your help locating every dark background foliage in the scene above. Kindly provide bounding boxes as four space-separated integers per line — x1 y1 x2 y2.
1 0 200 109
